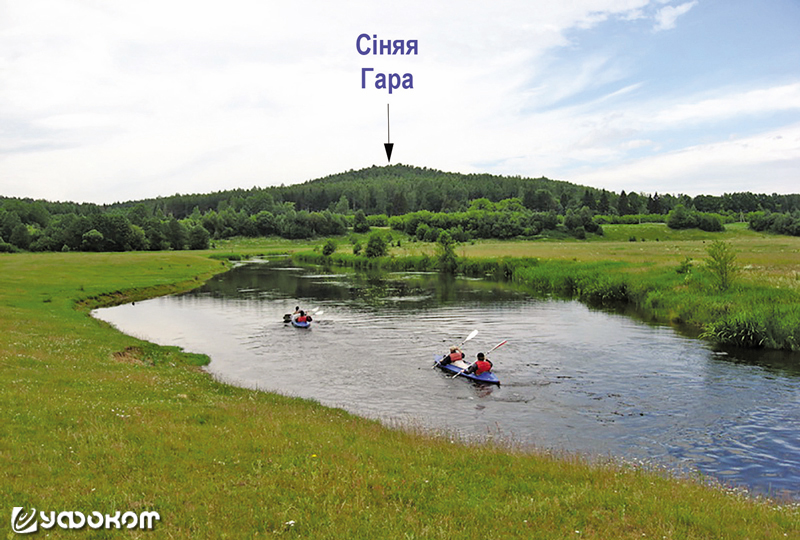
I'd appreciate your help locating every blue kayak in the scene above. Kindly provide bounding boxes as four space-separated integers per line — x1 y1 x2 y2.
433 355 500 385
291 319 311 328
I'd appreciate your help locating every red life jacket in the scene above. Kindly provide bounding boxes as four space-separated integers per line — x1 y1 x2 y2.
448 351 465 362
297 315 307 322
475 359 493 375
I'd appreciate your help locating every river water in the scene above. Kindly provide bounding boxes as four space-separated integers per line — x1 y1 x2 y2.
93 260 800 499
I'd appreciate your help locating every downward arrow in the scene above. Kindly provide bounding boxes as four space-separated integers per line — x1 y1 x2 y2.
384 103 394 162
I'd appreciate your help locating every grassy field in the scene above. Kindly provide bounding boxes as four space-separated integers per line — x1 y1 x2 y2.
391 223 800 290
1 233 799 538
304 224 800 350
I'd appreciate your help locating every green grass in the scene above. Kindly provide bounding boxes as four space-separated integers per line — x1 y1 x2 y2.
593 222 756 243
1 243 799 538
300 224 800 351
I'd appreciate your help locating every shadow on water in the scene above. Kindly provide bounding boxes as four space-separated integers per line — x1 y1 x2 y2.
710 345 800 378
94 260 800 500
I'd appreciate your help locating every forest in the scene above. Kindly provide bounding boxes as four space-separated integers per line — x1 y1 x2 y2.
1 164 799 252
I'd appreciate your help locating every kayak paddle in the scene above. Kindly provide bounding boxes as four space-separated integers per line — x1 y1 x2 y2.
433 330 478 368
459 329 479 347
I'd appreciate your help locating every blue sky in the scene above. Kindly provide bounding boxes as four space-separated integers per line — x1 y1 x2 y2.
1 0 798 203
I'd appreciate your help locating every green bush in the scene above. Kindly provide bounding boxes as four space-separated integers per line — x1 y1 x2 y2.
322 239 336 256
365 233 387 258
676 257 693 274
353 210 370 233
705 240 738 290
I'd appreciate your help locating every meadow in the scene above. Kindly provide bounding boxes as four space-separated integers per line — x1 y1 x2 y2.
1 229 799 538
296 223 800 351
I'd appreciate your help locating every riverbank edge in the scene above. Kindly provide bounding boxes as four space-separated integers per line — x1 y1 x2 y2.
76 263 232 314
292 251 800 353
1 250 798 538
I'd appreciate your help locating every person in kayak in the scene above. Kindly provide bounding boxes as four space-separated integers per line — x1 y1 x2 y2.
464 352 493 375
294 310 312 323
439 346 465 366
285 306 302 323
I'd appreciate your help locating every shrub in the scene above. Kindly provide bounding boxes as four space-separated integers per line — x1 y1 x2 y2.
322 239 336 256
415 222 430 241
676 257 693 274
435 231 458 274
366 214 388 227
188 225 211 250
353 210 370 233
705 240 738 290
423 226 441 243
666 204 697 230
697 213 724 232
365 233 387 258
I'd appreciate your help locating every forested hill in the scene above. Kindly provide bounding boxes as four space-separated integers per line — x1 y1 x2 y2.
2 164 800 253
4 164 800 219
107 164 589 219
105 163 800 218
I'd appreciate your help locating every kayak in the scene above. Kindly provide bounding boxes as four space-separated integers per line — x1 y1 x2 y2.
291 319 311 328
433 355 500 385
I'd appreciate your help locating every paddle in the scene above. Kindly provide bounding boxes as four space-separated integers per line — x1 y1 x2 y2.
459 329 479 348
451 340 507 379
433 330 478 368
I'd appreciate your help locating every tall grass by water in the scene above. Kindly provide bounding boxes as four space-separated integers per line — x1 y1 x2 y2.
295 245 800 352
1 249 798 538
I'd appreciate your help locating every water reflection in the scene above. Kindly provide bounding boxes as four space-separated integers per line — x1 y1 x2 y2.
94 261 800 500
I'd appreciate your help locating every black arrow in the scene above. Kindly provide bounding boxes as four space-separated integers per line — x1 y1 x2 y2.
384 103 394 162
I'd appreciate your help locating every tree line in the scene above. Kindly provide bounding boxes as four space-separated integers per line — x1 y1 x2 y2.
1 164 799 253
80 164 800 219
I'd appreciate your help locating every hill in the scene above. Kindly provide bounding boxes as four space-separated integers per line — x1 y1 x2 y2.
2 164 799 253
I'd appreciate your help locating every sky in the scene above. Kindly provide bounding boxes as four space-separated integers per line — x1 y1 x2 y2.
1 0 799 204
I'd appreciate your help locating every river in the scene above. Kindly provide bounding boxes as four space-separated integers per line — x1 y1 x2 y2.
93 260 800 499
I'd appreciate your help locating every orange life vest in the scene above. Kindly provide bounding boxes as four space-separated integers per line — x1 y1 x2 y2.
475 359 493 375
448 352 465 362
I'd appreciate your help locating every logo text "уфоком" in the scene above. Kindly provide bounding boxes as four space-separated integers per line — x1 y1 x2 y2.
11 507 160 534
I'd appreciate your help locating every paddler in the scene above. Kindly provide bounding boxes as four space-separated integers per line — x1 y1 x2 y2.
294 310 312 323
463 352 493 375
439 345 465 366
285 306 302 323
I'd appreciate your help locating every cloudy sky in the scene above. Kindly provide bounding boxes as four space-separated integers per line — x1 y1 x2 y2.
1 0 799 204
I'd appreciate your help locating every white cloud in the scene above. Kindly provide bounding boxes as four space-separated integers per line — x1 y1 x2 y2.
568 124 800 195
648 83 800 126
0 0 797 202
653 1 698 31
0 0 659 202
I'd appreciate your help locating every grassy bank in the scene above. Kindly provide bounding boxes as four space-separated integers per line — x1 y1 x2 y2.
1 249 799 538
302 224 800 351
